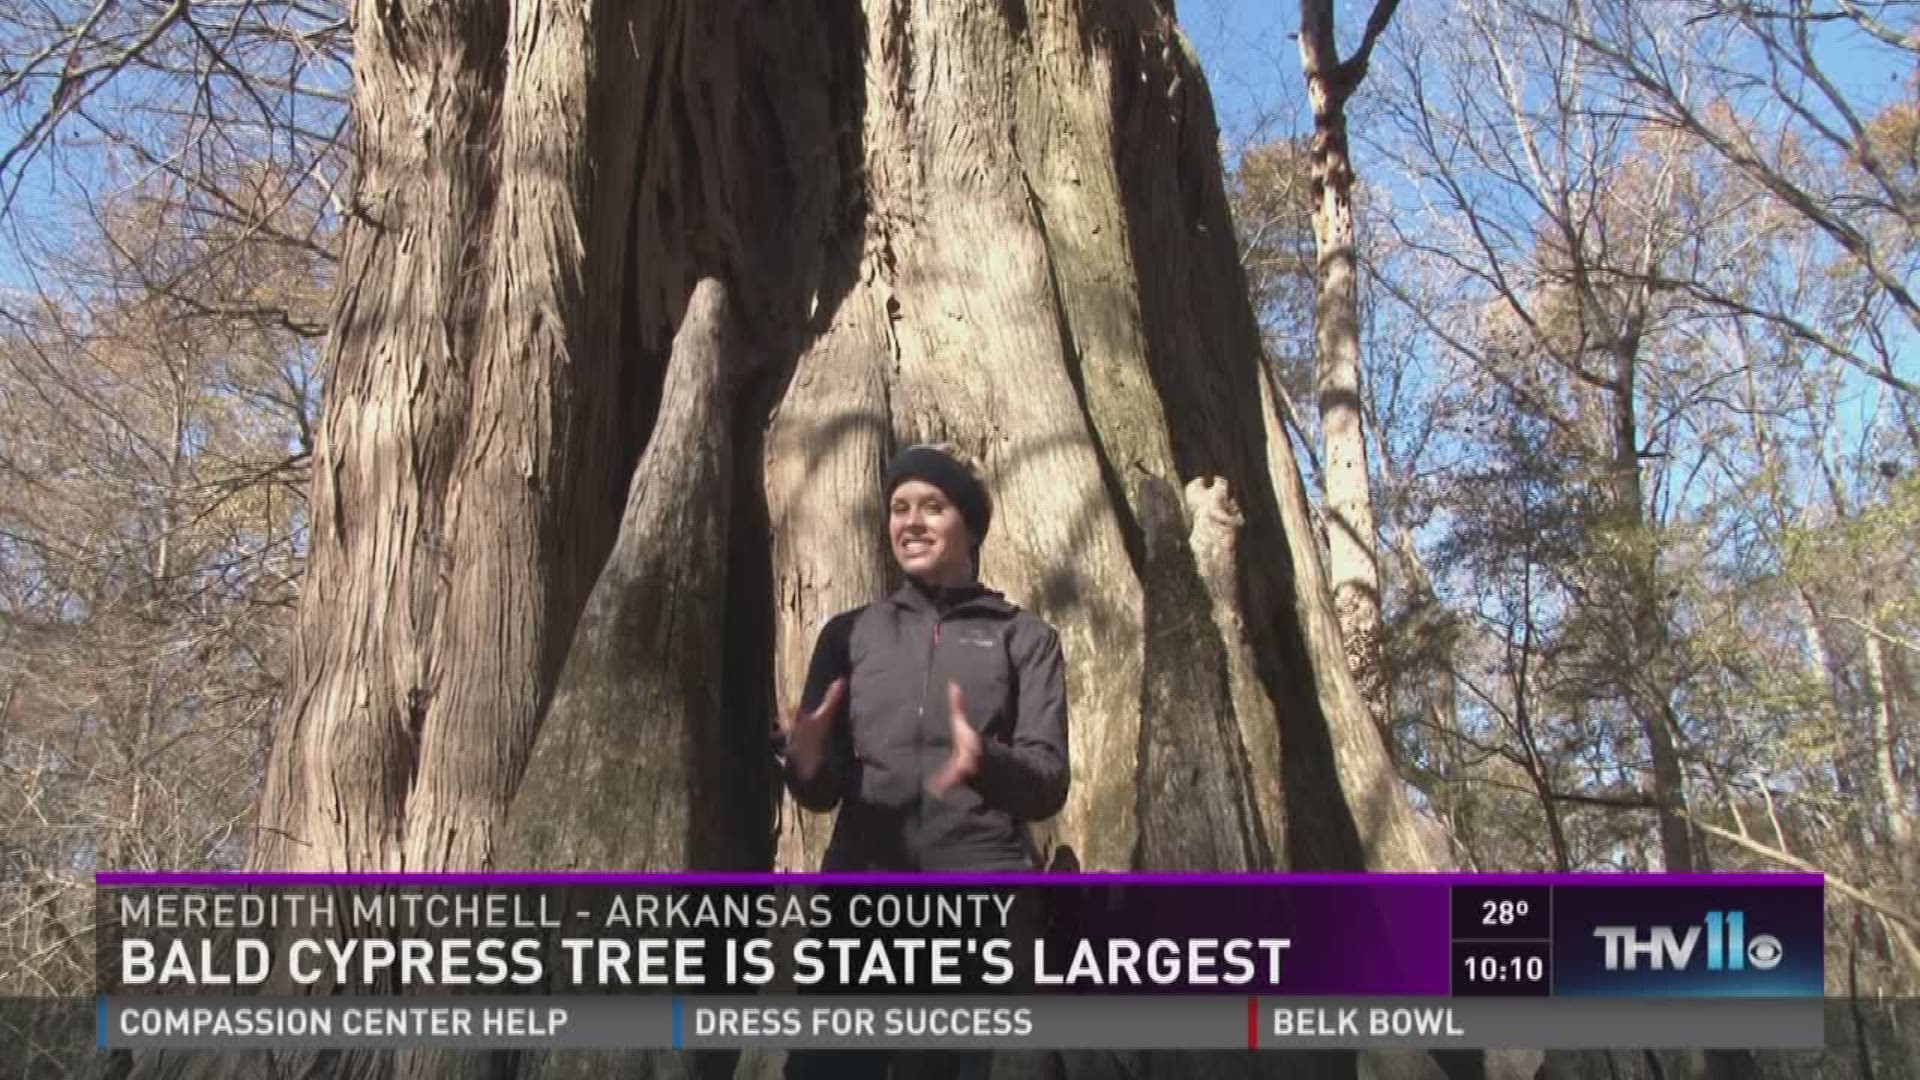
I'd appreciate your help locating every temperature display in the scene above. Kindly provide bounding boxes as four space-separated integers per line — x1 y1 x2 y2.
1482 899 1532 926
1450 885 1551 941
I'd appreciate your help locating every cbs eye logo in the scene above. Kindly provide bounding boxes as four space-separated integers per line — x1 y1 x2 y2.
1745 933 1784 969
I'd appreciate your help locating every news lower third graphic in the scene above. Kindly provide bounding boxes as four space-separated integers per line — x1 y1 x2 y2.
94 872 1826 1051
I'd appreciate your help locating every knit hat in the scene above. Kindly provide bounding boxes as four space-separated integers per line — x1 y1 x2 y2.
883 444 992 545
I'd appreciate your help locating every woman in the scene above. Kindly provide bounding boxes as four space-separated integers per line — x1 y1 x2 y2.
776 444 1069 1080
779 443 1070 872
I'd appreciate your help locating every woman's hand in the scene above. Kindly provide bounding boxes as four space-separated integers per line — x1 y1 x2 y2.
927 681 982 796
781 678 845 782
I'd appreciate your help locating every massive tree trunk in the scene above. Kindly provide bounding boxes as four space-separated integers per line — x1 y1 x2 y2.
256 0 1433 887
215 1 1477 1077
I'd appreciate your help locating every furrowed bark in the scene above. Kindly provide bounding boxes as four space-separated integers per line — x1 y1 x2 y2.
251 0 508 874
1131 470 1269 871
1187 477 1289 859
254 0 1442 890
400 0 663 874
1014 0 1282 870
1096 8 1433 873
759 0 901 876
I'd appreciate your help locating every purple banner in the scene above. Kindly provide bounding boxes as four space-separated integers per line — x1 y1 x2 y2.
97 872 1822 999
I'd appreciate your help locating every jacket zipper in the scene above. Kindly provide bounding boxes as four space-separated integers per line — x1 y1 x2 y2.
916 614 941 869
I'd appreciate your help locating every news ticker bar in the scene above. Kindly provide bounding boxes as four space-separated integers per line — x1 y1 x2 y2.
97 873 1827 999
100 995 1826 1051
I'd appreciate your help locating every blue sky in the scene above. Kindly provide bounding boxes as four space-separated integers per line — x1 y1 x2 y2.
4 0 1910 326
1183 0 1308 150
1183 0 1916 182
0 0 1300 295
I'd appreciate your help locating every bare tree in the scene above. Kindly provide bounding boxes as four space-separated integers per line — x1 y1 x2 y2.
1369 0 1720 875
0 185 319 1001
1510 0 1920 415
1360 0 1920 1023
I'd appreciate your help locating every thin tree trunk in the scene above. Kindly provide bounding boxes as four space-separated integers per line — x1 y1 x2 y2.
118 370 188 870
1299 0 1397 758
1744 340 1872 841
1794 588 1873 846
1511 628 1570 873
1803 399 1882 851
1847 910 1878 1080
1602 326 1759 1080
1606 333 1695 874
1860 591 1915 879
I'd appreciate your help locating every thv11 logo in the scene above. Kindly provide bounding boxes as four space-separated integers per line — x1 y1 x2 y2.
1594 912 1784 972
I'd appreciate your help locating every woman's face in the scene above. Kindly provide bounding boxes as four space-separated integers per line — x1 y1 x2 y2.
889 479 973 585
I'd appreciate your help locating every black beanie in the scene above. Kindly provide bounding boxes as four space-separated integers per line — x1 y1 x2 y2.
883 445 992 544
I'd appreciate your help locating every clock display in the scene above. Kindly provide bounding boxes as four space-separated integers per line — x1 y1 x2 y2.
1462 953 1545 983
1451 940 1552 997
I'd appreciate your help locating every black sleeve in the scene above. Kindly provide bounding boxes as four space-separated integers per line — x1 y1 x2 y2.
783 610 859 812
971 618 1069 820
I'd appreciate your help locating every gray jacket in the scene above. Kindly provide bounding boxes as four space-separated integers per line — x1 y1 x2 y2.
784 580 1070 871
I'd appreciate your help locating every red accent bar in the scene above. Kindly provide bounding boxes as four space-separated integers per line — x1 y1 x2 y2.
1246 996 1258 1050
